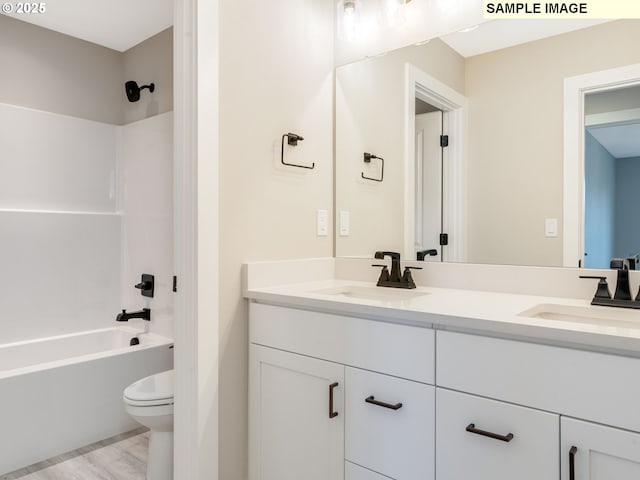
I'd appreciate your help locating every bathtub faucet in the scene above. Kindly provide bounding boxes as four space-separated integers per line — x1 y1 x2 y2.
116 308 151 322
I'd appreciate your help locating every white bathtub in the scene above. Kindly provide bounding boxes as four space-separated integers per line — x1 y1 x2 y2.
0 326 173 475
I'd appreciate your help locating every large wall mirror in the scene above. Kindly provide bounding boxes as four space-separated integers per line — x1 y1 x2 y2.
335 19 640 269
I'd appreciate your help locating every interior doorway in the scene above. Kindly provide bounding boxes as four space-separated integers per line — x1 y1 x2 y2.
563 62 640 268
404 64 467 263
414 106 445 262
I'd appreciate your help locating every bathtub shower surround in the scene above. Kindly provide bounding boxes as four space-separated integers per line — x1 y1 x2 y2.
0 103 120 343
0 326 173 475
0 103 174 342
118 111 174 340
0 103 175 473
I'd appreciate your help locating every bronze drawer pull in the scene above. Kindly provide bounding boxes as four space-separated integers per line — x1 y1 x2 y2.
365 395 403 410
329 382 339 419
466 423 514 442
569 446 578 480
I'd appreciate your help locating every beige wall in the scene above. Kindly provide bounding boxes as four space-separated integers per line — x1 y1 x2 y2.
465 20 640 266
336 38 464 257
218 0 334 478
0 15 172 125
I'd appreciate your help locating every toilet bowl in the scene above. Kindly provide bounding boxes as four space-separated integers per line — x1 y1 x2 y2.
124 369 174 480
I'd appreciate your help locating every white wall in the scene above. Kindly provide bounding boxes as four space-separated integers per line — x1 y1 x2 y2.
218 0 334 477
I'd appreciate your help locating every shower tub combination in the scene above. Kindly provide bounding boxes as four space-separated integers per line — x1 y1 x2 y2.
0 326 173 475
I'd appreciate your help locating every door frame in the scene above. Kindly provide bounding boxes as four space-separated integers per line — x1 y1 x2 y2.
563 62 640 267
404 64 467 262
174 0 220 478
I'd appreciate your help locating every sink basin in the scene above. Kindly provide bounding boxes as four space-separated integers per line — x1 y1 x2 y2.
519 303 640 327
312 285 429 302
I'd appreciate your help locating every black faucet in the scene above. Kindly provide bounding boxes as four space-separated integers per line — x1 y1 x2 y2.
417 249 438 261
580 258 640 309
373 251 422 289
116 308 151 322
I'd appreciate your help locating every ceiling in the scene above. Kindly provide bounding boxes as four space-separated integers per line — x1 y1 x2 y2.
5 0 173 52
586 86 640 159
440 19 612 58
587 123 640 159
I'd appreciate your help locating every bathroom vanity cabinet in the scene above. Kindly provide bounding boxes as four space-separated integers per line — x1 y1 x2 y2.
248 302 640 480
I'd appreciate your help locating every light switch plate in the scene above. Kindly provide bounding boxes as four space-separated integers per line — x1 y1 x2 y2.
339 210 350 236
317 209 328 236
545 218 558 237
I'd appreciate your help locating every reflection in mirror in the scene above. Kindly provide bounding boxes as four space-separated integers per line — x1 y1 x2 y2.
584 85 640 269
335 19 640 268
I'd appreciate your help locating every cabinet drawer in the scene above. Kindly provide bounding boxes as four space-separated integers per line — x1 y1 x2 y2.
437 331 640 432
345 367 434 480
346 461 392 480
250 303 434 383
436 388 558 480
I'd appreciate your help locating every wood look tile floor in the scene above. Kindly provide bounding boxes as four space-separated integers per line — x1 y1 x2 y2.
2 428 149 480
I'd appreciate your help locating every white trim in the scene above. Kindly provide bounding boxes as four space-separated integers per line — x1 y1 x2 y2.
563 63 640 268
585 107 640 127
404 64 468 262
174 0 220 478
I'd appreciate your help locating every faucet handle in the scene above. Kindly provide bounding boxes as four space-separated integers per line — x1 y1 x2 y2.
579 275 612 300
372 264 390 283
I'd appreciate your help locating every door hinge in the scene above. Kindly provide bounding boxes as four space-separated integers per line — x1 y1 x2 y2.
440 135 449 148
440 233 449 246
172 275 177 293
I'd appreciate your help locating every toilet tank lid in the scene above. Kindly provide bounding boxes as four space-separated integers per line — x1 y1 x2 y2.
124 369 174 402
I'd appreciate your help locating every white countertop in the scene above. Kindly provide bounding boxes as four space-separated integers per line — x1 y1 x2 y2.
245 277 640 355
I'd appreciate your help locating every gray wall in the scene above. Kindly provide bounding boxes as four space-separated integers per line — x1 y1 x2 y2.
615 156 640 259
122 28 173 125
0 15 172 125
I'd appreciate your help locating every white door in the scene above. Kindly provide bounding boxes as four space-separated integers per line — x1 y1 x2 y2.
249 345 345 480
562 417 640 479
415 111 443 262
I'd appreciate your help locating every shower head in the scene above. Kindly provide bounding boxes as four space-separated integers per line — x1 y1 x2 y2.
125 80 155 102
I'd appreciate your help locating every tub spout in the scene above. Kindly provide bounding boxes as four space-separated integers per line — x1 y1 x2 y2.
116 308 151 322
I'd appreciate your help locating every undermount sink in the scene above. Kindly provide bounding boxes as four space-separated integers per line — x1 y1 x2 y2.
312 285 429 302
519 303 640 327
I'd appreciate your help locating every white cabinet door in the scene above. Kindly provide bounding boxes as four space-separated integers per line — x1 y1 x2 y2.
249 345 345 480
346 367 434 480
436 388 559 480
561 417 640 480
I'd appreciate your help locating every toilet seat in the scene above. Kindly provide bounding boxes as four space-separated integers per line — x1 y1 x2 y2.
124 369 174 407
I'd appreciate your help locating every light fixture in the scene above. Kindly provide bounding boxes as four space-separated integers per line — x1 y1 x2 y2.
384 0 412 28
337 0 362 41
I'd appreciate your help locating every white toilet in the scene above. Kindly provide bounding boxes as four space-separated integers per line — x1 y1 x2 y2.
123 369 174 480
